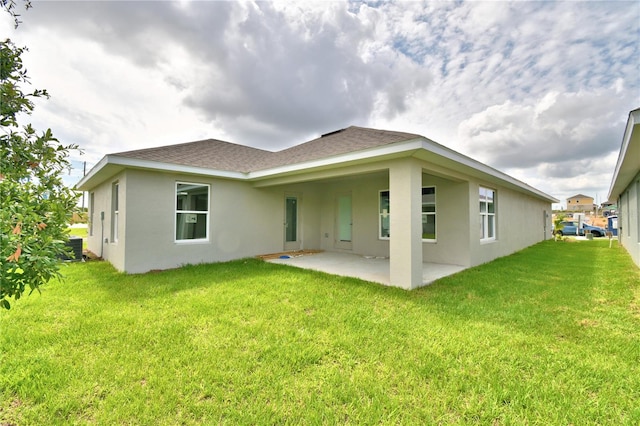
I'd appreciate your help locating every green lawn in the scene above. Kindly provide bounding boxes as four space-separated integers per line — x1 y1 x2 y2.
67 226 88 250
1 240 639 425
67 226 88 239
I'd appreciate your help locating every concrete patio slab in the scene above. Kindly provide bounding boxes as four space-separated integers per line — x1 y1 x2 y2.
267 251 467 287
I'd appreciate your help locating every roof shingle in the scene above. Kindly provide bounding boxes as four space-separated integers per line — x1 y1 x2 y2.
113 126 421 173
113 139 271 173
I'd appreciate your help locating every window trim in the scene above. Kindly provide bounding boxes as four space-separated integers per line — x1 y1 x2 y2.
378 187 437 242
625 192 631 237
479 186 496 242
378 189 390 240
89 191 95 237
111 182 119 243
175 181 210 243
421 186 437 242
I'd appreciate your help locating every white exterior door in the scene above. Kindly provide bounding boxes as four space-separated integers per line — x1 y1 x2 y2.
335 192 352 250
284 194 301 251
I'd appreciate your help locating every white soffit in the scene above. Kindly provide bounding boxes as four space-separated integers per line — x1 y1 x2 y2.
608 109 640 201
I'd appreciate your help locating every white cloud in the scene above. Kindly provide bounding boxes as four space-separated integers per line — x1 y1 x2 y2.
1 0 638 205
458 83 629 170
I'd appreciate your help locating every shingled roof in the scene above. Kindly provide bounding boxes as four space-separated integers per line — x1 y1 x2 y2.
255 126 421 170
78 124 558 203
567 194 593 200
113 139 272 173
114 126 421 173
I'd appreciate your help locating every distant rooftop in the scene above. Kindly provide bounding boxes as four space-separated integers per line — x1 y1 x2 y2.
567 194 593 200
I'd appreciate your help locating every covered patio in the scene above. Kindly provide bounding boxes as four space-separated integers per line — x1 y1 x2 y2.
266 251 467 287
257 158 474 290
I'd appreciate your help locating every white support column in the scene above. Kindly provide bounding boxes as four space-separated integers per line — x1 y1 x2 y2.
389 159 423 289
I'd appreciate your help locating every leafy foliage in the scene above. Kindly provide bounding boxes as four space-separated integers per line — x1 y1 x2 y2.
553 212 566 240
0 39 80 309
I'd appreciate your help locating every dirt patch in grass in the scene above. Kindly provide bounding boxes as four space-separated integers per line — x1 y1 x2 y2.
579 318 599 327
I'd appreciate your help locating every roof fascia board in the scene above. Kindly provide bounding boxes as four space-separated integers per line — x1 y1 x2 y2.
107 156 247 179
248 138 425 180
75 155 111 190
252 137 557 202
76 154 248 190
252 161 393 188
415 140 559 203
608 109 640 200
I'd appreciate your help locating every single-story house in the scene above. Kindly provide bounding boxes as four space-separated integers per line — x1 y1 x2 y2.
608 108 640 268
76 126 558 289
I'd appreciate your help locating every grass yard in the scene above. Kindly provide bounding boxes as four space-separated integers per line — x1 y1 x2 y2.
67 227 88 239
67 226 88 250
1 240 639 425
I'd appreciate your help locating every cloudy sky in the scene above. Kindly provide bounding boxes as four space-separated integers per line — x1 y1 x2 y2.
2 1 639 208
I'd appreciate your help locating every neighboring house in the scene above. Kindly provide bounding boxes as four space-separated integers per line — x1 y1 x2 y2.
608 108 640 268
76 126 558 289
566 194 595 211
602 204 617 217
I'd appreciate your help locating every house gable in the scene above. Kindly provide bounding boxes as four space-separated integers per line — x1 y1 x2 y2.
567 194 593 201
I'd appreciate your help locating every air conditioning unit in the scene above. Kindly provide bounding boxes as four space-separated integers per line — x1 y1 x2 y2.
60 237 83 261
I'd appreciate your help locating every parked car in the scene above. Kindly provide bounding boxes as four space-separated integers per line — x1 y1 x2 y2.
554 221 606 237
582 223 607 237
555 221 580 236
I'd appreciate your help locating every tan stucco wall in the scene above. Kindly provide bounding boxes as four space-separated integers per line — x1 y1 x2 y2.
87 170 321 273
316 173 390 257
421 175 470 266
388 158 424 288
617 172 640 268
86 163 553 276
566 196 594 211
274 181 322 251
86 171 127 271
121 170 325 273
469 181 552 267
312 170 471 266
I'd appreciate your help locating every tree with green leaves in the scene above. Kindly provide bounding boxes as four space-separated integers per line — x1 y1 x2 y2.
1 36 81 309
553 213 566 241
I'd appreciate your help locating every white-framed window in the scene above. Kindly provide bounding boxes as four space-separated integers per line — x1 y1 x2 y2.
479 186 496 241
111 182 119 243
422 187 436 241
378 187 437 241
379 190 390 239
624 192 630 237
175 182 210 242
89 192 95 236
